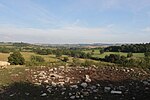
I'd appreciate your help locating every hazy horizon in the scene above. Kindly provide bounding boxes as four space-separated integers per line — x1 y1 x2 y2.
0 0 150 44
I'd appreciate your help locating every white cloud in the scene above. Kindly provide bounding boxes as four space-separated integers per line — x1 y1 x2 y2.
0 25 149 44
0 25 117 43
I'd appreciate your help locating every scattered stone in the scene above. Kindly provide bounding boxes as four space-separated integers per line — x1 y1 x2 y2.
90 85 96 90
61 92 65 95
70 85 78 89
110 90 122 94
10 94 15 97
44 80 49 83
143 81 150 85
25 92 30 95
85 75 91 82
70 95 75 99
93 89 98 93
76 95 80 98
94 96 98 99
41 93 47 97
59 66 65 69
82 91 89 96
81 82 88 88
104 87 111 92
51 82 57 87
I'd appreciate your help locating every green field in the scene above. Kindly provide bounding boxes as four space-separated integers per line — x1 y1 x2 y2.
83 49 144 58
0 52 59 62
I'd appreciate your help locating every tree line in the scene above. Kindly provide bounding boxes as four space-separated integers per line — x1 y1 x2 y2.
104 43 150 53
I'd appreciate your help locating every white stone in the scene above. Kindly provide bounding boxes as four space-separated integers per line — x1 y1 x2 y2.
47 88 51 93
51 82 56 87
76 95 80 98
90 85 96 90
85 75 91 82
61 92 65 95
44 80 49 83
81 82 88 88
143 81 150 85
58 82 65 86
69 93 72 96
70 96 75 99
104 87 111 92
41 93 47 96
110 90 122 94
59 66 65 69
70 85 78 89
82 91 89 96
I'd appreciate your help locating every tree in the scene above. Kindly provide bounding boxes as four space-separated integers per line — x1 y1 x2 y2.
144 52 150 57
55 51 62 57
99 49 104 54
92 49 95 53
8 51 25 65
127 52 133 58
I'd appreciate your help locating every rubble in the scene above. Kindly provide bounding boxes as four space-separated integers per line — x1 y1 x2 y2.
3 66 149 100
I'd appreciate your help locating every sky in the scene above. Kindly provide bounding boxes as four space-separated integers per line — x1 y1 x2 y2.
0 0 150 44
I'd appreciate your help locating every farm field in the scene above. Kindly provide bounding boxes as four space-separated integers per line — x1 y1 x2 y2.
83 50 144 58
0 52 59 62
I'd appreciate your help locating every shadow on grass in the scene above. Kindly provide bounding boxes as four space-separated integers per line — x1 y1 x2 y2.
0 79 150 100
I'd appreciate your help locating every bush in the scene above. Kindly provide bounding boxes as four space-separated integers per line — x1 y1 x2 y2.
8 51 25 65
127 52 133 58
31 55 45 62
72 58 82 66
100 49 104 54
63 57 69 62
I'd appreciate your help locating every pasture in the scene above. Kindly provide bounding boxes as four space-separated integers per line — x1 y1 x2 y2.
83 49 144 58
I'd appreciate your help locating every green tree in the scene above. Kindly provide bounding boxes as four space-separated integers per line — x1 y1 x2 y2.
144 52 150 57
99 49 104 54
55 51 62 57
8 51 25 65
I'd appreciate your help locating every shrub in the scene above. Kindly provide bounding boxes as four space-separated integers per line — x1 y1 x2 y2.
63 57 69 62
31 55 45 62
127 52 133 58
8 51 25 65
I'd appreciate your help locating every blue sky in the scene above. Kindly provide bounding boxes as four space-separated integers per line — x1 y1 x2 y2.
0 0 150 44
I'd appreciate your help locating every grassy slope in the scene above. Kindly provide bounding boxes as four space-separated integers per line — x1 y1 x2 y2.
0 66 27 86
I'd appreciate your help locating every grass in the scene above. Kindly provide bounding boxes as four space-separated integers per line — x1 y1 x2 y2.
0 52 59 62
0 53 10 61
0 66 27 86
83 49 144 58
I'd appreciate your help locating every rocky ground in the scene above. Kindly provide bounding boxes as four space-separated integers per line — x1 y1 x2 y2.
0 66 150 100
